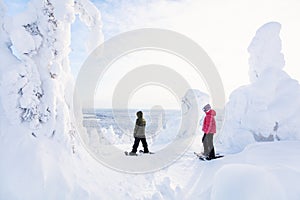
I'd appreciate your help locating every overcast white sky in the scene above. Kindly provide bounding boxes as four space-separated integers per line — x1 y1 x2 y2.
4 0 300 109
87 0 300 109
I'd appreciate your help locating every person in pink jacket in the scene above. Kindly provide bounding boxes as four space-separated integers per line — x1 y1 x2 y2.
202 104 216 159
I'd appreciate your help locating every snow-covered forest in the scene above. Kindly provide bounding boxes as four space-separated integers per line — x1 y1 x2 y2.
1 0 300 199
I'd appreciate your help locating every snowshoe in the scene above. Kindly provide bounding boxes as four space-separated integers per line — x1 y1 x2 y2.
124 151 138 156
139 150 155 154
194 152 224 161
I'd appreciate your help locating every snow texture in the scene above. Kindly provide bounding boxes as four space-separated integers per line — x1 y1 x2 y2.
209 141 300 200
220 22 300 151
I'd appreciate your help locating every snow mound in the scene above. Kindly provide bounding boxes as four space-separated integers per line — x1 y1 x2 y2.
211 164 285 200
186 141 300 199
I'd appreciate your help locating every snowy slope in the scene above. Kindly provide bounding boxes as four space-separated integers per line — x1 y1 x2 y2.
183 140 300 200
2 117 300 200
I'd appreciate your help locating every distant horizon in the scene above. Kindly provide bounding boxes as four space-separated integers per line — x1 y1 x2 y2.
82 107 225 111
82 107 182 111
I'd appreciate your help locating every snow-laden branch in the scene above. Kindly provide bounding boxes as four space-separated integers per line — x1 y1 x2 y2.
74 0 104 52
0 0 103 140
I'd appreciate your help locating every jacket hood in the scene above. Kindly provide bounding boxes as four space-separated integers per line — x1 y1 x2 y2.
206 109 216 116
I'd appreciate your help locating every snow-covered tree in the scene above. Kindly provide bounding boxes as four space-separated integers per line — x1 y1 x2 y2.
0 0 103 138
0 0 103 198
220 22 300 151
248 22 285 83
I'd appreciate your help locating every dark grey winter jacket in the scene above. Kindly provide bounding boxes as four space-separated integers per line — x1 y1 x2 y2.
134 118 146 138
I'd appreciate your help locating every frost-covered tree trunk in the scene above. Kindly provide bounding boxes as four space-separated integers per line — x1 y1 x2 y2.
0 0 102 141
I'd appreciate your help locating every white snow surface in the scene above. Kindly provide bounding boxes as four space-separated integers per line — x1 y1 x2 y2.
1 1 300 199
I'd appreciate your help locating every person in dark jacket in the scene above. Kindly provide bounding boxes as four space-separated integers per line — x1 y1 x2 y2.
202 104 216 159
129 111 149 155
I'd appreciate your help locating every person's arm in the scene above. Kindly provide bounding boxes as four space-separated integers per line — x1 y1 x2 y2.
133 119 138 137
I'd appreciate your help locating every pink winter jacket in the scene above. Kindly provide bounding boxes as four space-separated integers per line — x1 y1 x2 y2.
202 109 216 134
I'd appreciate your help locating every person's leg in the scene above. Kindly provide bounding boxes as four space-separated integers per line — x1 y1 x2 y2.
202 133 206 155
208 147 215 159
131 137 140 153
141 138 149 153
207 134 215 159
203 134 209 156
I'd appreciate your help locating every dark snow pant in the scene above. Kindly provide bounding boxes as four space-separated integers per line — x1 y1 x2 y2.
202 133 215 158
131 137 149 153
